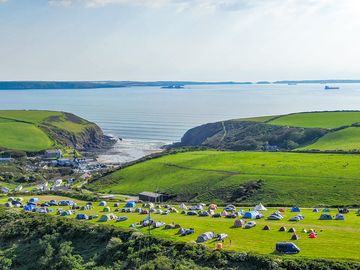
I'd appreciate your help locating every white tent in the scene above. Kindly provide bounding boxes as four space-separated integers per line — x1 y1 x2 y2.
255 203 267 211
179 203 187 210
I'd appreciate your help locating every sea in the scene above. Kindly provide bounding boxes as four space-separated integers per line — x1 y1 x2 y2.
1 83 360 163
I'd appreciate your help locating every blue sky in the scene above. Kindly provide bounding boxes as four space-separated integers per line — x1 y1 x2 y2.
0 0 360 81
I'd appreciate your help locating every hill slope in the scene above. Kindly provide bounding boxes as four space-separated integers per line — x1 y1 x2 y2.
174 111 360 152
88 150 360 206
0 110 106 152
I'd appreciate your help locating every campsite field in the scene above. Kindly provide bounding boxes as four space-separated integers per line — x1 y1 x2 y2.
0 110 96 152
88 151 360 206
3 195 360 261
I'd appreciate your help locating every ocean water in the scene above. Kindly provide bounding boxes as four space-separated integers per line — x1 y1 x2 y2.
1 83 360 162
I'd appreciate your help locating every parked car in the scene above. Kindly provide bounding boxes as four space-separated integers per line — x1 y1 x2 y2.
275 242 301 254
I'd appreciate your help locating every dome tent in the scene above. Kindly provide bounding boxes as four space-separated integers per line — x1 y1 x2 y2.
254 203 267 211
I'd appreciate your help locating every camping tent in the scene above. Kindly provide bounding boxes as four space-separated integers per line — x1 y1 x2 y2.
103 207 111 212
309 233 317 238
279 226 287 232
99 201 107 206
179 203 187 210
125 201 136 208
29 198 39 203
76 213 89 220
313 208 320 212
196 232 215 243
99 213 117 222
255 203 267 211
288 228 296 233
221 210 228 217
208 204 218 210
24 203 36 211
268 212 283 220
243 211 259 219
233 219 245 228
263 225 270 230
322 208 331 212
291 234 300 240
4 202 12 208
291 207 300 212
335 213 345 220
319 214 332 220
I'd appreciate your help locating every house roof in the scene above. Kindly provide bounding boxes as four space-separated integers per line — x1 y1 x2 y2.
139 191 163 198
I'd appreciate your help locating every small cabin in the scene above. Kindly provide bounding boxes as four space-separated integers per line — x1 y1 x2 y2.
44 149 63 159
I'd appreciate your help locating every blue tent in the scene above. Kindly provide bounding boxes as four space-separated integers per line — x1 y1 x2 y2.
59 200 74 206
24 203 36 211
243 210 259 219
291 207 301 212
76 214 89 220
125 201 136 208
29 198 39 203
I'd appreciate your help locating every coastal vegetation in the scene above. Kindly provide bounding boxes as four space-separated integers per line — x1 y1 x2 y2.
175 111 360 152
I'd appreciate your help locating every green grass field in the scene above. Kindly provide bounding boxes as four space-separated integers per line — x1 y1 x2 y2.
0 110 93 152
89 151 360 206
268 111 360 128
0 121 54 151
299 127 360 151
3 195 360 261
236 115 277 122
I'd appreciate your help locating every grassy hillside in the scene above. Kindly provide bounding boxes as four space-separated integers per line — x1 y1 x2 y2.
268 111 360 128
299 127 360 151
0 110 104 152
89 151 360 206
178 111 360 152
0 122 53 151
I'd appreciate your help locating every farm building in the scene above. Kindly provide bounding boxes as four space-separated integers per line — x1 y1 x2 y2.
139 191 164 203
44 149 63 159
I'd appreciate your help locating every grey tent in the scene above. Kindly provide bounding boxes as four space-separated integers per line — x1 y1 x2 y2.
233 219 245 228
153 221 166 228
217 233 228 241
99 213 117 222
335 213 345 220
268 212 283 220
319 214 333 220
165 224 175 229
196 232 215 243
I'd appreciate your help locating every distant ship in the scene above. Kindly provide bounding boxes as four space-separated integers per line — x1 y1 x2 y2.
324 85 340 90
161 85 185 89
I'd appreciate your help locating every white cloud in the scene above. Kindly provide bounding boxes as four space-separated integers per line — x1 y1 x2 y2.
0 0 8 3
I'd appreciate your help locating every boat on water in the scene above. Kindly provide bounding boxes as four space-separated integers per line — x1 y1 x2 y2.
161 85 185 89
324 85 340 90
